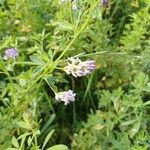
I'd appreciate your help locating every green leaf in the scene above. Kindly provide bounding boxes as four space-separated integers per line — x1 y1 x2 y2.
27 136 32 146
110 139 122 150
48 49 53 61
120 119 137 126
29 55 45 65
83 73 94 101
129 122 140 138
33 130 40 136
44 77 58 92
23 113 30 124
41 114 55 135
12 136 19 148
18 133 30 140
131 72 149 90
58 22 74 31
46 145 69 150
42 129 55 150
17 121 31 130
49 21 74 31
143 100 150 106
32 65 45 78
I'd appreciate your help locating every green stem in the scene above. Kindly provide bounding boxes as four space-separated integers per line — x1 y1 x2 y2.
14 61 38 65
43 89 55 113
54 5 92 63
71 76 76 123
83 72 94 101
73 103 76 123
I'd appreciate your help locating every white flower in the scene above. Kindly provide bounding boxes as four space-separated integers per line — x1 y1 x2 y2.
55 90 76 105
64 57 96 77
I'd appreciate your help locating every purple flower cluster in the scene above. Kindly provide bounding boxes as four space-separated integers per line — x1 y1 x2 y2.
64 57 96 77
56 58 96 105
55 90 76 105
3 48 18 60
101 0 108 6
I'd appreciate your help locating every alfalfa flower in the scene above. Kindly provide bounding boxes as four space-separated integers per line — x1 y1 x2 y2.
55 90 76 105
64 57 96 77
101 0 108 6
3 48 18 60
80 60 96 74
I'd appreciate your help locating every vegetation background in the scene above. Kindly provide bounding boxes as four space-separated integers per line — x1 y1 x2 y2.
0 0 150 149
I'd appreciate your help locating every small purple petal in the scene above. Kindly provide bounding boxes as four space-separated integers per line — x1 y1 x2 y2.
55 90 76 105
3 48 18 60
64 58 96 77
76 70 86 77
101 0 108 6
84 61 96 71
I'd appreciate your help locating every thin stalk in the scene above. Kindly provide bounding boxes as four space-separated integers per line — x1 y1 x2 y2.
43 90 55 113
73 103 76 123
83 72 94 101
71 76 76 123
109 0 120 21
14 61 38 65
34 136 38 147
54 4 93 63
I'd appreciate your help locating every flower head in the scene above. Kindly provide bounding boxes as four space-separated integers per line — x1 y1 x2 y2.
55 90 76 105
64 57 96 77
3 48 18 60
101 0 108 6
